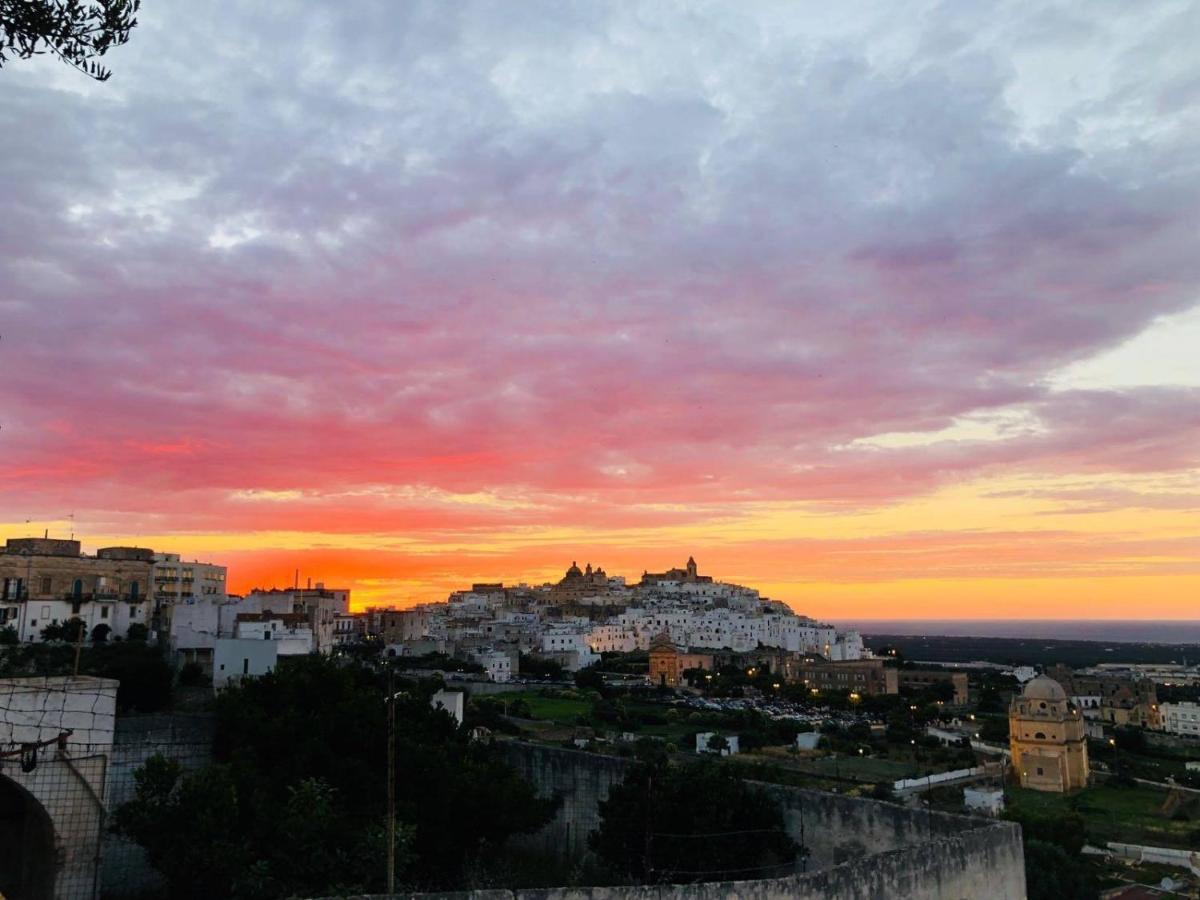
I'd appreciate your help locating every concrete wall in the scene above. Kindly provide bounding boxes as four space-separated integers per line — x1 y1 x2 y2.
486 741 1026 900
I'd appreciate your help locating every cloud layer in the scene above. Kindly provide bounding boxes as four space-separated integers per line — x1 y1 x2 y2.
2 1 1199 611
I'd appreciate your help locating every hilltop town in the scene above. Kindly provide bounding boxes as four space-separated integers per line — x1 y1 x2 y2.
4 534 1200 900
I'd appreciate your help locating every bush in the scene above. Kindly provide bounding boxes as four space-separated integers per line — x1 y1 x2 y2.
178 661 208 687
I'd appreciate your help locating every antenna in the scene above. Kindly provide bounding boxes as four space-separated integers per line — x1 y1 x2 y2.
68 512 75 540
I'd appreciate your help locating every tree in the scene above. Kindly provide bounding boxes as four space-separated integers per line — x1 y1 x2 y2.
591 758 802 883
706 733 730 755
126 622 148 641
1003 808 1087 855
115 655 556 896
111 757 246 900
40 617 84 643
1021 839 1098 900
1 0 139 80
89 640 173 712
519 652 565 680
0 624 17 645
91 623 111 643
978 716 1009 743
574 662 606 692
869 781 896 802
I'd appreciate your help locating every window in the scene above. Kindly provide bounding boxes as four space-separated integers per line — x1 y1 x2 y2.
1036 767 1044 776
243 658 249 674
41 576 52 594
101 606 109 619
41 605 50 618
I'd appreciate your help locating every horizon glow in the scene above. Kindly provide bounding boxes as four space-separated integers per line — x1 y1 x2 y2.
2 2 1199 618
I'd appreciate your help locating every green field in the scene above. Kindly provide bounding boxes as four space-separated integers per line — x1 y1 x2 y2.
504 693 590 723
789 755 923 782
1007 784 1199 850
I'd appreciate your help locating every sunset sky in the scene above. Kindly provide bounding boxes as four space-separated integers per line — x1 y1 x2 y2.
2 2 1199 618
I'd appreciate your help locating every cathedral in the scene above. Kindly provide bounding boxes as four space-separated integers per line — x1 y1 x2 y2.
640 556 713 586
550 561 612 601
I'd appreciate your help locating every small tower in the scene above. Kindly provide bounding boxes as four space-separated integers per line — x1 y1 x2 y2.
686 556 697 581
1009 675 1090 792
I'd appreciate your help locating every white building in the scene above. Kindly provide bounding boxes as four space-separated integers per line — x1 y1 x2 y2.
214 637 278 688
696 732 739 756
168 595 230 672
243 584 349 654
151 552 226 610
431 689 465 726
333 612 360 646
233 611 315 656
472 648 514 683
964 787 1005 816
539 626 599 671
1160 702 1200 738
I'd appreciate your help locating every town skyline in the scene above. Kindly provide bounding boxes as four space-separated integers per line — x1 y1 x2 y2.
4 525 1199 623
4 3 1200 619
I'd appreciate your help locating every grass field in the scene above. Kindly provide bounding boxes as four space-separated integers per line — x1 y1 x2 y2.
488 692 696 743
1007 784 1199 850
787 755 921 782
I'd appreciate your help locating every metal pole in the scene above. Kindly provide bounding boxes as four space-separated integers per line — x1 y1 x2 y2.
387 664 396 892
73 613 85 677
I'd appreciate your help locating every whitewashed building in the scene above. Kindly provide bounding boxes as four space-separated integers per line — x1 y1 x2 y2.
1161 702 1200 737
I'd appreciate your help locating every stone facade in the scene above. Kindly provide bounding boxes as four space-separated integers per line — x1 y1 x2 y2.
472 741 1027 900
0 538 154 643
897 669 970 705
790 657 899 697
1009 675 1090 792
647 631 713 687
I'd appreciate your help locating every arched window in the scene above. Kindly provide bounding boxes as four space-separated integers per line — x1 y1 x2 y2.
1034 731 1046 739
72 579 83 600
129 581 139 601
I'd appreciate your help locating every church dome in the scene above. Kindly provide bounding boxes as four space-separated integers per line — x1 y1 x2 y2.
1022 675 1067 702
565 561 582 578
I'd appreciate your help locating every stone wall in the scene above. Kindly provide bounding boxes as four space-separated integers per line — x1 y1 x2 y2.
498 741 630 859
480 740 1026 900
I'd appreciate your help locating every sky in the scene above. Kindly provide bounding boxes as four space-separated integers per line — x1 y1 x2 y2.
2 1 1199 618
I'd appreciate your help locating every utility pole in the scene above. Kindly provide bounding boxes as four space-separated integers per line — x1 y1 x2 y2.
72 615 85 677
386 664 396 893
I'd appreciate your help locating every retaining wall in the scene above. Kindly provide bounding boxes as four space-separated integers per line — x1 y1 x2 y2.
486 740 1026 899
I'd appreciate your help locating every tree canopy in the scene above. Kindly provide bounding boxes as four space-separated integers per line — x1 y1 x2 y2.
1 0 139 80
590 757 802 883
114 656 556 898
